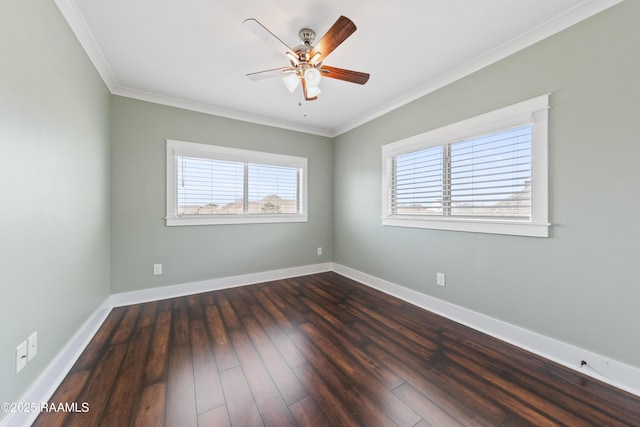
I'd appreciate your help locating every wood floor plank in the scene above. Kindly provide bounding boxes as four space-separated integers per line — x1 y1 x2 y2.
348 297 439 354
351 320 436 375
249 303 308 369
236 284 261 305
288 396 333 427
132 382 166 427
298 276 343 303
110 305 141 344
290 278 352 322
292 362 363 427
190 317 225 414
144 309 171 384
186 293 205 319
32 370 91 427
137 301 158 329
198 405 231 427
230 328 298 427
171 304 190 346
204 303 239 371
366 342 505 427
220 365 265 427
279 278 304 296
218 292 242 330
99 327 153 426
155 296 174 312
393 382 465 427
199 290 217 306
300 296 366 346
253 288 296 333
273 280 309 313
346 291 442 340
441 354 588 426
261 285 307 327
290 330 398 427
71 307 125 372
242 315 308 405
306 312 403 389
65 344 128 427
165 345 197 427
298 322 421 427
225 287 252 317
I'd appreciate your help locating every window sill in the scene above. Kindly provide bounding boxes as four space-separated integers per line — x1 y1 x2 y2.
166 214 308 226
381 216 550 237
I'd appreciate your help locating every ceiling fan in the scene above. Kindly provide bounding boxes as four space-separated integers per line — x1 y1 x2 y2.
243 16 370 101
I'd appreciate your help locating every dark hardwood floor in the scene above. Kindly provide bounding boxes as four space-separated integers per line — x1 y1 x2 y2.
34 272 640 426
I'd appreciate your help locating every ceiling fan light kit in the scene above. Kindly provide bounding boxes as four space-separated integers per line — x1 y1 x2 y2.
244 16 370 101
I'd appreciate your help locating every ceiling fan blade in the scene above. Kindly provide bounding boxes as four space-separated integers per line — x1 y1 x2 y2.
246 67 295 81
309 16 357 63
301 79 318 101
243 18 298 59
321 65 370 85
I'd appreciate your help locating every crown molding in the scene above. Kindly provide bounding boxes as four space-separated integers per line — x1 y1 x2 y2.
332 0 623 136
111 86 334 138
56 0 622 138
54 0 118 91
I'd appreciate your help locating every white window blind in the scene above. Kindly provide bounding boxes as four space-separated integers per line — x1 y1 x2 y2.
166 140 307 226
177 157 244 215
247 163 299 214
390 125 531 219
382 94 549 237
392 146 444 215
448 124 531 218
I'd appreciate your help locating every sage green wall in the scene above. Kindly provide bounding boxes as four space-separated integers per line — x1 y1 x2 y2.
0 0 110 411
110 97 333 293
333 1 640 367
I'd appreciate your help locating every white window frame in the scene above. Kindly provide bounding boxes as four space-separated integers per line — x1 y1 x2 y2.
166 139 308 226
381 94 550 237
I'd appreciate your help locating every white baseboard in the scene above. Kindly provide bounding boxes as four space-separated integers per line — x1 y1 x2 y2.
107 262 333 307
332 263 640 397
5 260 637 427
1 300 112 427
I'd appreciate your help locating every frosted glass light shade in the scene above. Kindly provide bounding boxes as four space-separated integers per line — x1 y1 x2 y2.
303 67 321 86
282 73 300 93
306 85 321 98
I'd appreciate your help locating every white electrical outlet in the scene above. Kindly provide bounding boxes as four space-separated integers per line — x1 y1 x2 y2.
153 263 163 275
28 332 38 361
16 341 27 373
436 272 446 287
317 247 323 256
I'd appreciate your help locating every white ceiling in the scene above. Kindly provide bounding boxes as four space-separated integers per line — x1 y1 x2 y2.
55 0 620 137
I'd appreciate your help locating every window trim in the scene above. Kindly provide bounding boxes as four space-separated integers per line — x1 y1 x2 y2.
381 94 550 237
166 139 308 226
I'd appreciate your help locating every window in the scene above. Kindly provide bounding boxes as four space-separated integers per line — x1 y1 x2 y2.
166 140 307 226
382 94 550 237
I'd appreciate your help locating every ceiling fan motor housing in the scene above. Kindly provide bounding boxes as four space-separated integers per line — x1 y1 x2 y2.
298 28 316 45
